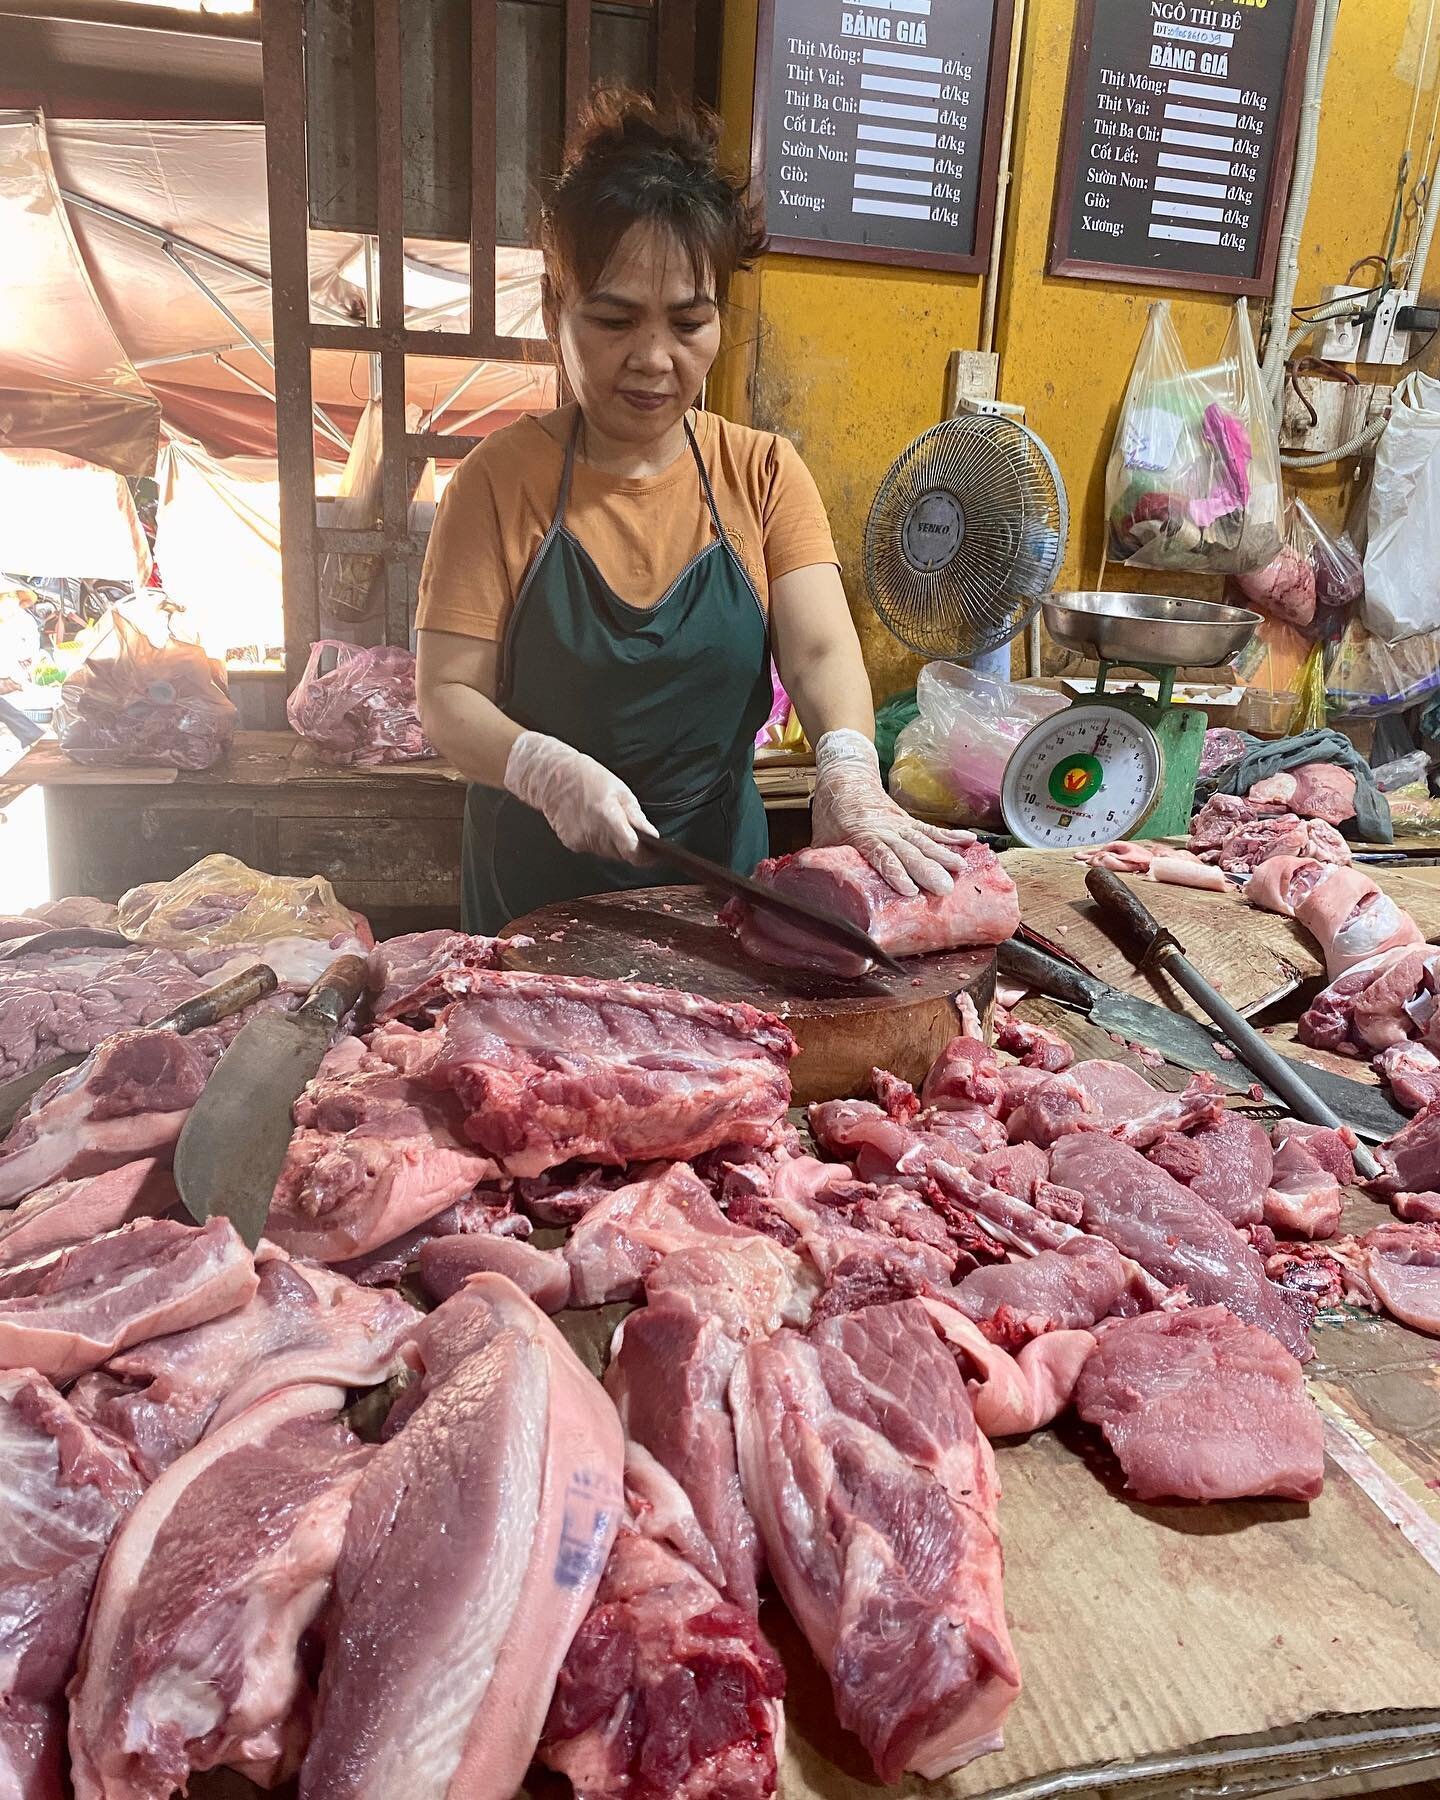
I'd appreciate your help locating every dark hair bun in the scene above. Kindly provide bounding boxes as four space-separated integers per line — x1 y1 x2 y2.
542 89 765 303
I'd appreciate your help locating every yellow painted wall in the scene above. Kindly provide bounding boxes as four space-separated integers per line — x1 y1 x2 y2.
713 0 1440 701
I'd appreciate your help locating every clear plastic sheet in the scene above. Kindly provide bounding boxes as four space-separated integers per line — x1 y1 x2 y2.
117 853 370 949
889 661 1066 828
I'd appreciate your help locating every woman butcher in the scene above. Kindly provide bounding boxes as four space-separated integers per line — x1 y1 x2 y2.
416 92 965 934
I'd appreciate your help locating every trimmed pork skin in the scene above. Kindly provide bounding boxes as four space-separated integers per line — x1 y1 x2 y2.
1075 1308 1324 1502
1246 858 1424 979
0 1217 257 1383
433 974 796 1178
68 1384 371 1799
721 843 1019 977
919 1300 1097 1436
732 1300 1021 1782
69 1248 417 1477
540 1529 786 1800
299 1276 624 1800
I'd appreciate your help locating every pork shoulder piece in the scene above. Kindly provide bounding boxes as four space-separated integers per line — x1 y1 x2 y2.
1074 1307 1324 1502
1359 1222 1440 1336
732 1299 1021 1782
0 1159 176 1268
0 1217 257 1383
300 1274 624 1800
953 1237 1135 1341
432 973 796 1178
540 1528 785 1800
1048 1135 1312 1360
720 843 1020 976
68 1383 370 1800
0 1026 226 1208
606 1293 761 1610
365 928 509 1023
266 1032 500 1263
1146 1110 1272 1228
0 1369 144 1709
69 1248 418 1478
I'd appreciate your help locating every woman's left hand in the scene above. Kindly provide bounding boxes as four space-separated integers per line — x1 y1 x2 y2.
812 729 974 898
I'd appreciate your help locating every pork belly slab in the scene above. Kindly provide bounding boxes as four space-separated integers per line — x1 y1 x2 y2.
299 1274 624 1800
69 1383 370 1799
721 842 1020 976
1075 1309 1324 1502
732 1299 1021 1782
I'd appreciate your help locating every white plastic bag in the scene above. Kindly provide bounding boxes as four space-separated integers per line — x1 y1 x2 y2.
889 661 1066 829
1106 300 1283 575
1363 370 1440 640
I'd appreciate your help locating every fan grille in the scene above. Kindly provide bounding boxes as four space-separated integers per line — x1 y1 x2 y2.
864 415 1068 659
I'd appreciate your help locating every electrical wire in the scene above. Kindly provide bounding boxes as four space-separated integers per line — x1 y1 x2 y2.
1280 411 1387 468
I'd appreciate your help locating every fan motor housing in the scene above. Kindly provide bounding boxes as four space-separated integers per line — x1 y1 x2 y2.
900 489 966 574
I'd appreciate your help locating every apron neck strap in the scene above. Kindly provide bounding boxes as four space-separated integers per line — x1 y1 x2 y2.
559 411 725 540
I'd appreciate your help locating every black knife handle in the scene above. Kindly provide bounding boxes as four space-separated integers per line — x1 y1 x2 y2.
997 937 1105 1010
299 954 371 1030
1084 867 1184 971
159 963 279 1034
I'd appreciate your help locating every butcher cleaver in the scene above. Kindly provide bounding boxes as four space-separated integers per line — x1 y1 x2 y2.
638 835 907 978
173 954 369 1247
0 961 280 1136
997 936 1407 1143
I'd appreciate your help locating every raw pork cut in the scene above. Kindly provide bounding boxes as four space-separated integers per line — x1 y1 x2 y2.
300 1275 624 1800
540 1528 785 1800
918 1299 1096 1436
920 1034 1006 1113
267 1032 498 1262
0 945 208 1083
1359 1222 1440 1335
1213 814 1351 874
1005 1062 1223 1149
1300 946 1431 1055
953 1238 1135 1340
0 1369 143 1710
808 1097 1006 1179
1142 1110 1272 1227
1376 1042 1440 1112
286 641 434 765
1048 1135 1311 1358
0 1159 175 1266
0 1025 226 1207
721 842 1019 976
434 973 795 1177
1190 792 1277 849
70 1248 417 1477
1 1699 65 1799
1075 1308 1324 1502
732 1300 1021 1781
1369 1101 1440 1201
992 1007 1075 1070
606 1293 763 1608
1246 858 1424 979
1264 1132 1344 1239
1249 762 1357 825
69 1383 370 1798
333 1189 528 1288
1073 842 1230 890
420 1231 574 1311
365 928 508 1023
0 1217 256 1382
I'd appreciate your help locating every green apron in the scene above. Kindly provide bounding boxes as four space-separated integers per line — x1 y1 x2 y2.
462 414 773 934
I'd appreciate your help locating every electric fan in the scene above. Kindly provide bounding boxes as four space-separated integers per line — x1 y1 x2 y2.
862 411 1069 659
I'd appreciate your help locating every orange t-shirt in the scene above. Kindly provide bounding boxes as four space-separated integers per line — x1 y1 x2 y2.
415 406 838 642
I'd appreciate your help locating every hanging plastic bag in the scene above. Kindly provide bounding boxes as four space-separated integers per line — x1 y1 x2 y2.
1327 616 1440 718
1285 642 1329 735
1225 493 1362 633
318 400 386 626
1364 370 1440 640
1106 300 1283 575
889 661 1066 829
117 853 371 949
53 603 237 771
287 640 435 766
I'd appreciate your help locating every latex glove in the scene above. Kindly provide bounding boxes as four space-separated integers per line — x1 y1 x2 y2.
812 728 974 898
504 731 655 863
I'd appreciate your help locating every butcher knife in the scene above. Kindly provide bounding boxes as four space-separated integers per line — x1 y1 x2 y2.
0 925 130 963
997 937 1407 1143
637 835 908 978
173 954 369 1247
0 961 280 1135
1083 866 1384 1176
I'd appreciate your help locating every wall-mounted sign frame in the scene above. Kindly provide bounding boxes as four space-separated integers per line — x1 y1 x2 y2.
1048 0 1316 296
750 0 1016 273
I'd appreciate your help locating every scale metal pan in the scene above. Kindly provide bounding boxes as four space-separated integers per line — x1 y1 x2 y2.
1043 592 1261 670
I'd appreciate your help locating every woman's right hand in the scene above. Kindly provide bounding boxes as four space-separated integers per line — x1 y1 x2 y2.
504 731 656 863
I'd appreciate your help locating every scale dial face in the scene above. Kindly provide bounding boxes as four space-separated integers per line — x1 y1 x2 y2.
1001 703 1164 849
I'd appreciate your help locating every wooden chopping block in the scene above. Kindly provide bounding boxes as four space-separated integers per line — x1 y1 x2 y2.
501 885 994 1104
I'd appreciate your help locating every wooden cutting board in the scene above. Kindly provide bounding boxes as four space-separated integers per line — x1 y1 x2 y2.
500 884 994 1105
1003 848 1440 1023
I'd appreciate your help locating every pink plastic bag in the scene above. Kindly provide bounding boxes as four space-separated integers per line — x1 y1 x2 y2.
287 640 435 766
55 608 236 771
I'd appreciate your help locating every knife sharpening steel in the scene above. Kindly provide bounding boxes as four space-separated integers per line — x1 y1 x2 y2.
1001 592 1261 850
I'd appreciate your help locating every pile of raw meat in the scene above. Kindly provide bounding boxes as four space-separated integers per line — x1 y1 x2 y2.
1078 761 1359 888
286 641 435 767
7 904 1440 1800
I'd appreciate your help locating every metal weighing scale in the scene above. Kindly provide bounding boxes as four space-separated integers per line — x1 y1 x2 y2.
1001 592 1261 849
